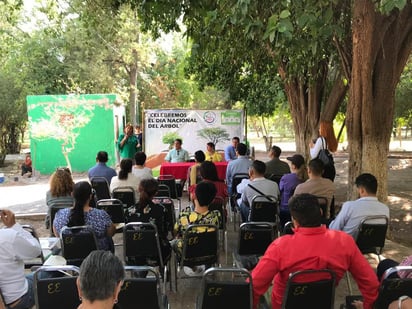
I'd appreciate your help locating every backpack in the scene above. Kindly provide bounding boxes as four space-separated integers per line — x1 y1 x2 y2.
316 138 336 181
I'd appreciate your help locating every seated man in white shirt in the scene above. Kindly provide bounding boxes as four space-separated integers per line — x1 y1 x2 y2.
0 209 42 309
329 173 389 239
237 160 280 222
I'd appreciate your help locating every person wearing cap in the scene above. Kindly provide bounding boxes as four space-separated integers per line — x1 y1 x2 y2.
264 145 290 178
278 154 308 228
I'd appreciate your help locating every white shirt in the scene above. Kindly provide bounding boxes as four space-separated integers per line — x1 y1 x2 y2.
329 196 389 239
132 166 153 180
0 223 41 304
310 136 326 158
110 173 140 200
238 177 280 207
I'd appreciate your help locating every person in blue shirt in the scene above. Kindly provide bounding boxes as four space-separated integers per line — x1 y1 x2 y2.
224 137 239 161
88 151 117 184
164 139 189 163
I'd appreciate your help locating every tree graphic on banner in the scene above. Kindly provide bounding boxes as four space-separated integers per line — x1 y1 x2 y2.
197 127 230 148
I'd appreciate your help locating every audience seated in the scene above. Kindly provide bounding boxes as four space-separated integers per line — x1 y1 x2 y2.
172 182 221 261
125 178 171 263
53 181 116 251
110 159 140 200
77 250 125 309
21 154 32 177
278 154 307 228
264 145 290 178
376 255 412 280
88 151 117 184
132 151 153 180
189 150 206 188
251 194 379 309
205 142 222 162
45 167 74 228
293 158 335 218
237 160 279 222
225 143 252 195
329 173 389 238
0 209 41 309
193 161 228 200
224 137 239 161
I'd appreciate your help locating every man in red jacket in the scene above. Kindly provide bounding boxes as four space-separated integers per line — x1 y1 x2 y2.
251 193 379 309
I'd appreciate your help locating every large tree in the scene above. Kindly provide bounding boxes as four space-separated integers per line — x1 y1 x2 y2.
347 0 412 199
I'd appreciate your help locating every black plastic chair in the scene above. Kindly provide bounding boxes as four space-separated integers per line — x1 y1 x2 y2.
268 174 283 185
33 265 80 309
233 222 275 270
155 184 171 198
229 173 250 231
209 196 228 260
96 198 125 224
374 266 412 309
282 269 336 309
152 196 176 235
112 186 136 209
90 176 111 201
158 174 182 211
346 215 388 294
22 224 45 268
123 222 171 291
249 195 280 229
118 266 169 309
174 224 219 291
49 201 73 236
196 267 253 309
60 225 98 267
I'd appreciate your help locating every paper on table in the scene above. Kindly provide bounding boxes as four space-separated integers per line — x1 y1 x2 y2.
39 237 60 250
43 255 67 266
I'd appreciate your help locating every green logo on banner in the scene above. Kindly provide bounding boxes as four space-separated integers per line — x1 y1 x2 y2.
221 111 241 125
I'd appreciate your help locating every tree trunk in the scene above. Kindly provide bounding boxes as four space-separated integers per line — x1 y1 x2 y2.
129 48 139 126
347 0 412 201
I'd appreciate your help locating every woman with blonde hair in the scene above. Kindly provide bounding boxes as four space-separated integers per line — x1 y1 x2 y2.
45 167 74 229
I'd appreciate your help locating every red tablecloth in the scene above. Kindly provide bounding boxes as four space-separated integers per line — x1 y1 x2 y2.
160 162 228 180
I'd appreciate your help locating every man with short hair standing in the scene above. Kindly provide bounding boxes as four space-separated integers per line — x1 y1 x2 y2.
329 173 389 239
251 194 379 309
224 136 240 161
0 209 42 309
164 139 189 163
264 145 290 177
88 151 117 184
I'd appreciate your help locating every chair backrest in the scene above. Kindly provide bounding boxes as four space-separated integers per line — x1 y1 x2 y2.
158 174 181 199
49 201 73 236
231 173 249 197
152 197 175 233
374 266 412 309
155 184 171 198
197 267 253 309
112 186 136 208
90 177 111 201
181 224 219 268
34 265 80 309
356 215 388 255
249 195 279 224
282 269 336 309
208 196 226 230
123 222 164 268
21 224 45 266
96 198 125 224
237 222 275 256
313 196 328 218
118 266 166 309
60 226 98 267
268 174 282 185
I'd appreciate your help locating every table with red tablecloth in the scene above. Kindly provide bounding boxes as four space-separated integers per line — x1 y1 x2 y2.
159 161 228 180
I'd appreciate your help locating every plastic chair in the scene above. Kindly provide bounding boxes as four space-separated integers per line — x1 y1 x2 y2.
96 198 125 224
282 269 336 309
158 174 182 211
174 224 219 291
33 265 80 309
249 195 280 234
229 173 249 231
112 186 136 209
155 184 171 198
268 174 283 185
49 201 73 237
123 222 171 291
233 222 275 270
209 196 228 261
90 176 111 201
21 224 45 268
118 266 169 309
196 267 253 309
60 225 98 267
152 196 176 235
374 266 412 309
